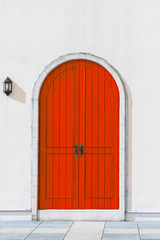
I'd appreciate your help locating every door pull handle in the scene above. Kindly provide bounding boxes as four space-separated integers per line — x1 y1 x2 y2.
80 143 83 157
75 143 78 157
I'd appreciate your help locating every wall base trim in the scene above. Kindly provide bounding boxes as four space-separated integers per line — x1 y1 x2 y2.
0 211 32 221
126 212 160 221
0 211 160 221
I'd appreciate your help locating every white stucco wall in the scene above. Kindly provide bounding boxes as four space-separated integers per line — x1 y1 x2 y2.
0 0 160 215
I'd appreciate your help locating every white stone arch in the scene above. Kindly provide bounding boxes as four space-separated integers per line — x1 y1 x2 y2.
31 53 127 220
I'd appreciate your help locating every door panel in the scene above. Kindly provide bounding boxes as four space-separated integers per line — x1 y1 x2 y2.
38 60 119 209
85 154 113 199
79 61 119 209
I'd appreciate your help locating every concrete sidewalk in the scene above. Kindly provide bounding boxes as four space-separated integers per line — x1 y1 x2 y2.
0 220 160 240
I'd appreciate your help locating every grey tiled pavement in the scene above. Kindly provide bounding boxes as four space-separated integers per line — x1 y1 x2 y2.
0 221 160 239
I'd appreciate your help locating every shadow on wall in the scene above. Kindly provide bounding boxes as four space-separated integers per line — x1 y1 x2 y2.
119 73 133 214
9 81 26 103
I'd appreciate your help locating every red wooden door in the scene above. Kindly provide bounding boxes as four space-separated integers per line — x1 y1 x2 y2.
38 60 119 209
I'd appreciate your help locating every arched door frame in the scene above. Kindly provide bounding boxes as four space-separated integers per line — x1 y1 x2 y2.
32 53 127 220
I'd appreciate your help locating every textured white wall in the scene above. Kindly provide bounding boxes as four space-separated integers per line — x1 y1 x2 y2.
0 0 160 213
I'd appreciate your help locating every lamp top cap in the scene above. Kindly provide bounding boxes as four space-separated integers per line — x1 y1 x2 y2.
4 77 12 83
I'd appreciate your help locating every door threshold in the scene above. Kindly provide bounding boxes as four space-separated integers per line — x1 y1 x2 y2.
38 209 124 221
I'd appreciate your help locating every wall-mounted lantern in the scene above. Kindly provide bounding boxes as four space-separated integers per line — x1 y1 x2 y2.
3 77 12 96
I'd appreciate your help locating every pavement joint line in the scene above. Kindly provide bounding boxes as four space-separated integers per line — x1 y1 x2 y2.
24 220 43 240
137 222 141 240
62 221 74 240
0 222 8 230
101 221 106 240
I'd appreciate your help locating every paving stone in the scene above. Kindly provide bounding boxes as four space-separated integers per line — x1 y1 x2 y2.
64 221 105 240
105 221 138 229
5 221 41 228
33 227 68 233
0 221 8 228
140 230 160 234
138 221 160 229
0 225 38 240
104 228 139 234
102 233 140 240
26 233 65 240
0 228 33 233
0 233 28 240
38 220 73 228
140 234 160 240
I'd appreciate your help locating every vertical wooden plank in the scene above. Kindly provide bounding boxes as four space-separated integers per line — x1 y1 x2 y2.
59 65 67 208
46 83 54 148
104 71 112 209
110 82 114 209
46 155 53 198
38 83 47 209
45 74 53 208
72 60 79 209
65 63 75 208
104 82 112 147
98 67 105 208
114 78 120 209
108 73 119 209
46 82 54 201
52 70 60 209
85 63 92 208
91 62 99 209
104 154 112 208
78 60 86 209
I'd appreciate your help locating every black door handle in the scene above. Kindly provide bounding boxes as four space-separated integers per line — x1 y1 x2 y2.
80 143 83 157
75 143 78 157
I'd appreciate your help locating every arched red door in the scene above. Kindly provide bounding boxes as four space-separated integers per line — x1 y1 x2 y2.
38 60 119 209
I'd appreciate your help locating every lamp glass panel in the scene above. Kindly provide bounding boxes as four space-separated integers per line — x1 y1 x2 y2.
5 83 9 90
9 83 12 91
